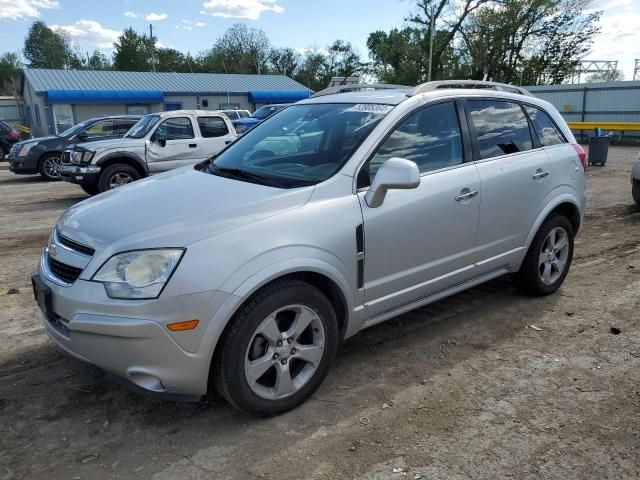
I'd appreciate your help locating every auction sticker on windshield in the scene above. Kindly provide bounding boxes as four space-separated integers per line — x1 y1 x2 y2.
344 104 394 114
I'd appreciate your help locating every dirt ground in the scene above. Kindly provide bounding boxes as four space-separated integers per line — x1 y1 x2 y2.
0 148 639 480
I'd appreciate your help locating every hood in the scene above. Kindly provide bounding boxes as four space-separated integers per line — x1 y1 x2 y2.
16 136 57 146
72 137 141 152
57 166 313 254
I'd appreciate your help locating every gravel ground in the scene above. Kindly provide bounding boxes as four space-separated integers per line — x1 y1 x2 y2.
0 147 639 480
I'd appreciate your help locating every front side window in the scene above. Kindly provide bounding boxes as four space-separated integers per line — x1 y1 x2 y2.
524 105 565 147
360 101 463 186
84 120 115 138
153 117 194 140
198 117 229 138
204 103 391 188
467 100 532 160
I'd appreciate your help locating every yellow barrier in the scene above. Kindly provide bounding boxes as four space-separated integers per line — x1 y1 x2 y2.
567 122 640 132
11 123 31 134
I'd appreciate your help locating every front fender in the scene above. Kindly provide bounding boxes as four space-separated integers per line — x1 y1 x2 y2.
631 156 640 183
96 151 148 174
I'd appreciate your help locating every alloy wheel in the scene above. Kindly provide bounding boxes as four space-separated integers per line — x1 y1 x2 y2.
244 304 325 400
43 156 62 179
538 226 569 285
108 172 133 189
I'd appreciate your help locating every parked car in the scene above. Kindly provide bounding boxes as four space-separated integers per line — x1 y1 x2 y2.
231 103 290 134
59 110 236 195
631 150 640 204
219 109 251 121
0 119 20 159
33 81 586 416
8 115 140 180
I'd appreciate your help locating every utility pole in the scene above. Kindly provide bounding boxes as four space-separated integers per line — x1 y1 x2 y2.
427 4 435 82
149 24 156 72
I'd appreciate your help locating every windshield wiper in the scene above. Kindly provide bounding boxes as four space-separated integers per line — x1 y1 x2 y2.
209 166 280 187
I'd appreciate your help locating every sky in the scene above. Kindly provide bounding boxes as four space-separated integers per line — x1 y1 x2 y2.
0 0 638 80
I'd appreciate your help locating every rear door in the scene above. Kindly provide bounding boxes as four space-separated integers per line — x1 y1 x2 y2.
196 115 236 158
465 98 553 273
146 116 200 172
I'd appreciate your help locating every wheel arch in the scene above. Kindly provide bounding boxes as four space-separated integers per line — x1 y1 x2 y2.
97 152 148 177
518 195 582 267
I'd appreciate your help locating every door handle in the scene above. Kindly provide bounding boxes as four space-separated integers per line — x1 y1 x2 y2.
189 144 197 148
532 170 549 179
455 190 479 201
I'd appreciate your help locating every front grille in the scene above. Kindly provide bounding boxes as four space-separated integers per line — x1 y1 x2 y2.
10 144 19 156
47 256 82 284
57 232 95 256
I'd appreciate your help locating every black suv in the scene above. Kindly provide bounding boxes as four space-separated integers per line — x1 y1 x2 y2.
9 115 140 180
0 119 20 159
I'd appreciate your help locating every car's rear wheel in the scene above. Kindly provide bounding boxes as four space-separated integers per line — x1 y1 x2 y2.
513 214 574 296
98 163 140 193
38 153 62 180
632 180 640 205
214 279 338 416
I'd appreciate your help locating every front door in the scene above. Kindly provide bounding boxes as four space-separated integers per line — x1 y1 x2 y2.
146 116 200 172
357 101 481 318
464 99 553 273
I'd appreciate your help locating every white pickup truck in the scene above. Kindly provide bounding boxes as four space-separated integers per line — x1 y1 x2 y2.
60 110 237 195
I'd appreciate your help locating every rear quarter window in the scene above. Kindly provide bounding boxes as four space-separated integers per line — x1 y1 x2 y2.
198 117 230 138
466 100 533 160
524 105 566 146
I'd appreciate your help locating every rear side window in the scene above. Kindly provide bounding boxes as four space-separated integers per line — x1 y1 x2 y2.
85 120 115 138
155 117 194 140
467 100 532 159
365 101 463 182
524 105 565 146
198 117 229 138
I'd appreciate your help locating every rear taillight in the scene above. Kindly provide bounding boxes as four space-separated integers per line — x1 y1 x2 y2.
572 143 587 170
9 130 19 140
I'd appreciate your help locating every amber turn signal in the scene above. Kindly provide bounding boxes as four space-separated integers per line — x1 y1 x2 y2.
167 320 199 331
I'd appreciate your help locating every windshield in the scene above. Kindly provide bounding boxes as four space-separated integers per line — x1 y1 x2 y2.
252 105 281 120
124 114 160 138
60 120 93 137
205 103 392 188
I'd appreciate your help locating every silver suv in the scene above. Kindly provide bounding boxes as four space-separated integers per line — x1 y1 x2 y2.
33 81 586 416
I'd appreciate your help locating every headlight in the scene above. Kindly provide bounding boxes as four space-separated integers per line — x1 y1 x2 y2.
18 142 37 156
92 249 184 299
72 150 95 164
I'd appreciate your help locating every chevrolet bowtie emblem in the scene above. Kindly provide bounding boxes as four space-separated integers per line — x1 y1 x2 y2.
49 244 58 257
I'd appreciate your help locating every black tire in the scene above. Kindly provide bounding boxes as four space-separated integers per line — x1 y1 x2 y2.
38 153 62 180
213 279 338 416
0 145 7 160
80 184 100 196
632 180 640 205
97 163 140 193
513 214 574 296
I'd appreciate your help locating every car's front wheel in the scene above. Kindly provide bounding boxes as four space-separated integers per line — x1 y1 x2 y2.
214 279 338 416
513 214 574 296
38 153 62 180
98 163 140 193
632 180 640 205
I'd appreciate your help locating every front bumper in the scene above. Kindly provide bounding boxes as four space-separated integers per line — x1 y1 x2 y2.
34 258 232 399
8 153 39 174
59 164 101 185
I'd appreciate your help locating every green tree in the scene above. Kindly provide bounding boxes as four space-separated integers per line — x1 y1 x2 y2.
586 69 624 83
156 48 194 72
0 52 21 95
269 47 301 77
23 21 78 69
367 28 424 85
294 41 361 91
113 28 153 71
213 24 271 74
84 50 111 70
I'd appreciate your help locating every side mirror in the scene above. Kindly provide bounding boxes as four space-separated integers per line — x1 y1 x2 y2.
156 137 167 148
365 157 420 208
76 131 88 141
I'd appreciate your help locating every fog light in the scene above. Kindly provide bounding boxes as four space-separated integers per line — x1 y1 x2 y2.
167 319 199 331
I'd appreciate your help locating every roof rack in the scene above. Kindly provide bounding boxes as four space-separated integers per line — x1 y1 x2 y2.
311 83 410 98
408 80 532 97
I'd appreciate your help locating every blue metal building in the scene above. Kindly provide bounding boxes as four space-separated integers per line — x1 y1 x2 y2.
20 68 311 137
